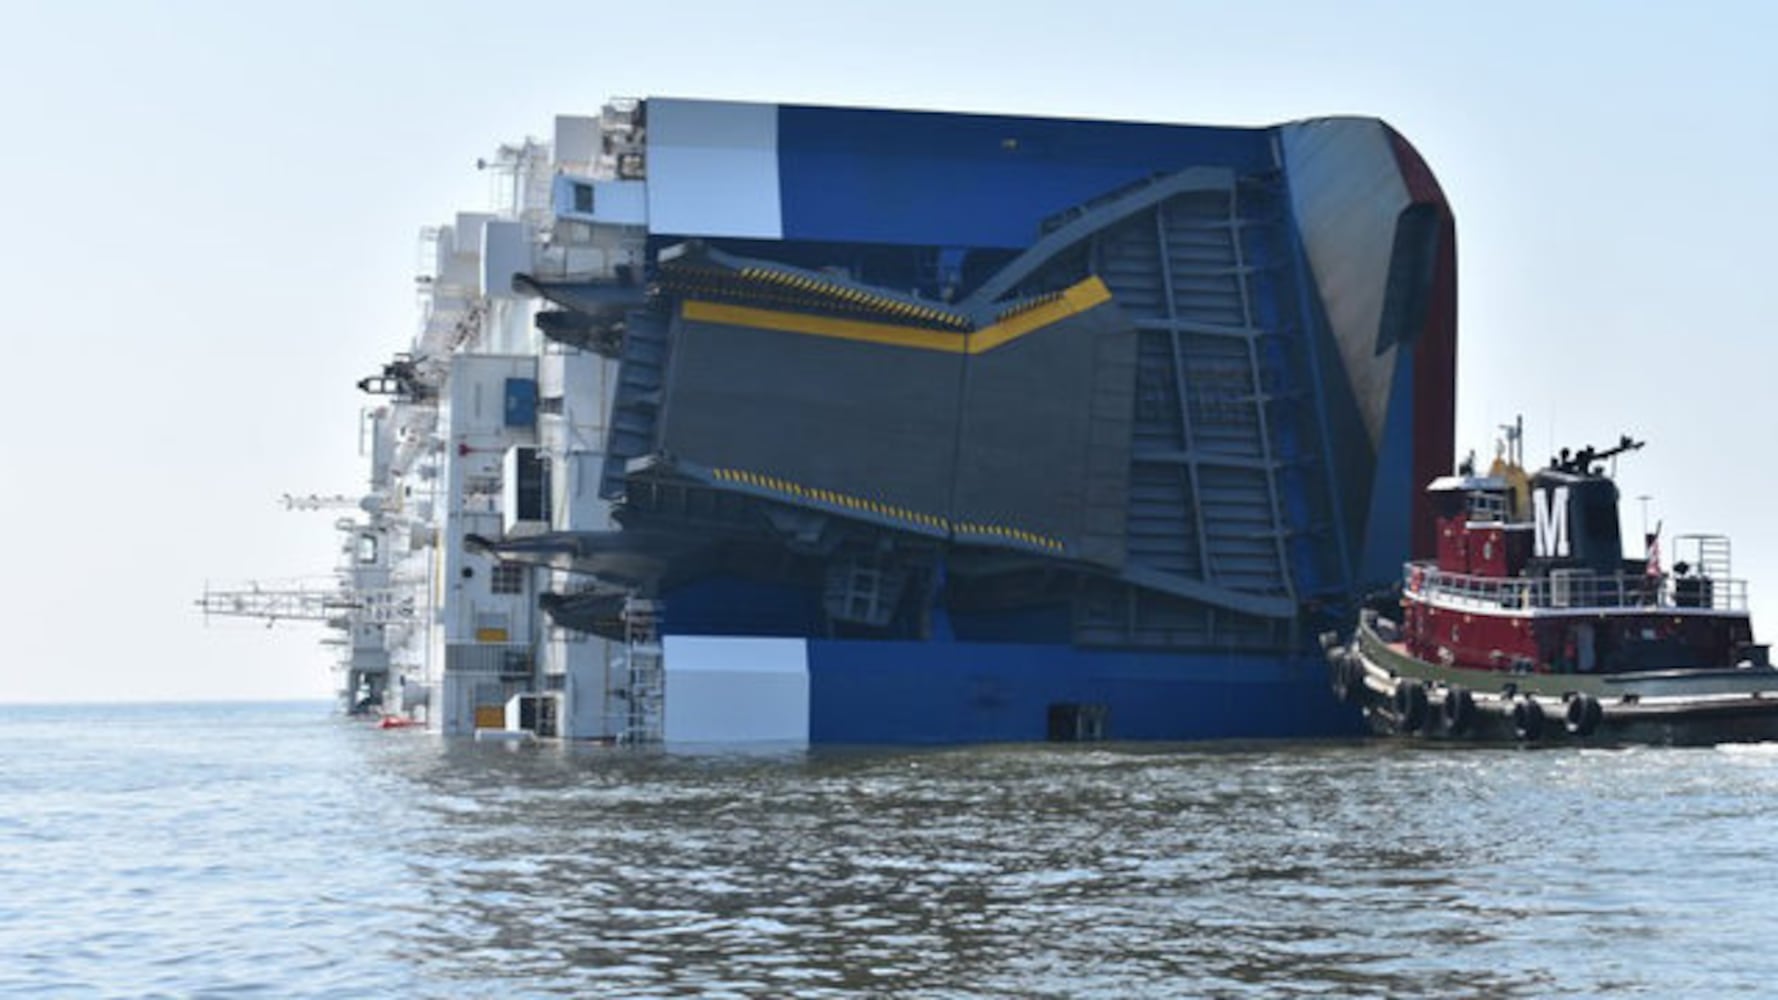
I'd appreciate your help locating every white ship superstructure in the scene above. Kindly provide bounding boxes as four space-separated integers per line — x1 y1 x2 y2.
358 112 644 737
208 107 646 737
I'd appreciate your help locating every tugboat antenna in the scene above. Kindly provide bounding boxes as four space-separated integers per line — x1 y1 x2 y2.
1498 415 1524 468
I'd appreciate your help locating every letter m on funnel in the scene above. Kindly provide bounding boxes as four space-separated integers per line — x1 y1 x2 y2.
1534 486 1570 558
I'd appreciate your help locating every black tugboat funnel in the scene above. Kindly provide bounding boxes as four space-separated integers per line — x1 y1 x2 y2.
1528 470 1625 576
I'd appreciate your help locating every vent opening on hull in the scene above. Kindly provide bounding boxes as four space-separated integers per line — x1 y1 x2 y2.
1047 702 1109 742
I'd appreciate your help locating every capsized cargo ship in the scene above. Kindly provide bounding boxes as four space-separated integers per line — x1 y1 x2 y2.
453 98 1458 744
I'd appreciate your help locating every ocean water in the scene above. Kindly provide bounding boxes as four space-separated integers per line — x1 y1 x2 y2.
3 703 1777 998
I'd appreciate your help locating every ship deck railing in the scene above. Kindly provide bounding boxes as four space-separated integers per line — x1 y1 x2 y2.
1406 562 1748 614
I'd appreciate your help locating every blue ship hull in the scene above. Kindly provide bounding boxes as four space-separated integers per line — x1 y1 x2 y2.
805 640 1361 744
656 628 1362 745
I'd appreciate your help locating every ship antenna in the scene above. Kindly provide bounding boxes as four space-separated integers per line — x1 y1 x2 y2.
1498 415 1524 467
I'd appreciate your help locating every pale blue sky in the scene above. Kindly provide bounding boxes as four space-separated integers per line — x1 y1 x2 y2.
1 1 1773 701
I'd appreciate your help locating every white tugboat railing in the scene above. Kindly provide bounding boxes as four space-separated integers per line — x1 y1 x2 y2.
1404 563 1749 614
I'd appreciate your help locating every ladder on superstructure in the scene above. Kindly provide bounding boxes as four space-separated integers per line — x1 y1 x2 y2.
195 582 416 625
1677 534 1733 583
620 596 664 744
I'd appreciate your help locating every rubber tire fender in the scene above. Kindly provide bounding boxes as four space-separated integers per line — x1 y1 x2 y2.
1393 680 1430 734
1564 693 1603 737
1512 698 1545 742
1442 687 1476 736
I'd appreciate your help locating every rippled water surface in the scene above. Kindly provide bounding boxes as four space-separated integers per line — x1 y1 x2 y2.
4 702 1778 997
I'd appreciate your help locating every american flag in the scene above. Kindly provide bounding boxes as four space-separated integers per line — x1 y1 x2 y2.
1645 530 1662 579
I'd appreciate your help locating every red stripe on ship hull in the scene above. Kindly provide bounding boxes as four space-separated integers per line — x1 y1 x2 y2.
1384 126 1458 561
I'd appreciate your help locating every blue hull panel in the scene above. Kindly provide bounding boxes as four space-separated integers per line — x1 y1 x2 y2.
805 640 1360 744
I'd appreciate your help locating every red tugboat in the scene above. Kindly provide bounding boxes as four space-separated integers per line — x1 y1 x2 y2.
1328 424 1778 744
